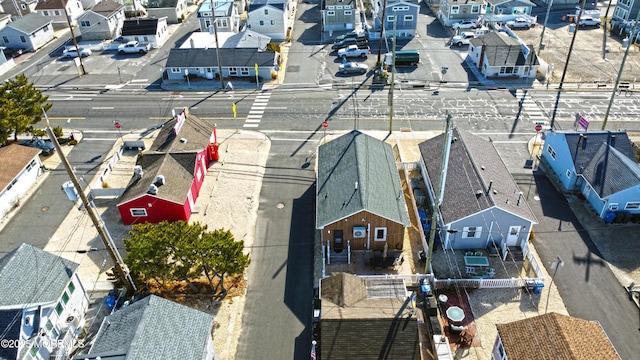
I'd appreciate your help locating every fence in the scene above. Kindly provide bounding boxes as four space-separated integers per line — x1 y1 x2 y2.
90 146 126 199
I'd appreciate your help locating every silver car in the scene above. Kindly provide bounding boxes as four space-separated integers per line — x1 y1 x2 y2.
63 47 92 58
338 62 369 75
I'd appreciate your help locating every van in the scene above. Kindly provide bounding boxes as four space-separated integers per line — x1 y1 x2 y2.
384 50 419 66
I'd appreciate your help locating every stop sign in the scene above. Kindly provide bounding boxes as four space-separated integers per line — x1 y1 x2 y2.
535 124 542 132
322 121 328 128
114 121 121 129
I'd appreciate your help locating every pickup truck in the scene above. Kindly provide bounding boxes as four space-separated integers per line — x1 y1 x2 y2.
337 45 370 58
452 32 476 46
118 41 150 54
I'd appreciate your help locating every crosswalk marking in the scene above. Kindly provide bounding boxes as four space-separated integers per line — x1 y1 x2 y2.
243 92 272 128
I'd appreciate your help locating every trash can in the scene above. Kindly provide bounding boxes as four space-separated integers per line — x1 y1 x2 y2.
533 280 545 294
525 280 536 291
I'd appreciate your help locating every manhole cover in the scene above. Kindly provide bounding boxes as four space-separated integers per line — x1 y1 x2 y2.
41 206 49 212
276 202 285 209
287 65 300 73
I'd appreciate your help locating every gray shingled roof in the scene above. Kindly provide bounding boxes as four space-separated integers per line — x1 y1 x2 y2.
249 0 286 11
6 13 52 34
0 243 78 307
122 18 160 36
88 0 124 17
166 48 275 68
486 0 536 7
150 114 212 153
418 128 537 224
88 295 214 360
470 31 538 67
316 130 410 228
324 0 354 6
146 0 179 9
562 131 635 169
581 143 640 198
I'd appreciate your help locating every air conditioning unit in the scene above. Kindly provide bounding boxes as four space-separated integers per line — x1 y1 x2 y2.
353 226 366 238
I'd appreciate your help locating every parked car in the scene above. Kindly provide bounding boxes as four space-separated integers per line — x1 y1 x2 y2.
337 45 370 58
63 47 92 58
18 139 55 155
334 30 368 43
506 17 533 29
1 47 23 58
338 62 369 75
332 37 368 50
452 32 477 46
384 50 420 66
452 20 480 30
118 41 150 54
579 16 601 27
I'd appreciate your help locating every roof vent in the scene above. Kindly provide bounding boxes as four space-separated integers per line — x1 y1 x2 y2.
475 190 482 197
180 138 187 143
155 175 165 186
133 165 144 178
148 184 158 195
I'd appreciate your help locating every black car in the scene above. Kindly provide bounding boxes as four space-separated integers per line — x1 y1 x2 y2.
334 30 368 43
332 37 368 50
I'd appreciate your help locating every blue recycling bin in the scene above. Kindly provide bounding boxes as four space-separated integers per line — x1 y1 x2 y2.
533 280 545 294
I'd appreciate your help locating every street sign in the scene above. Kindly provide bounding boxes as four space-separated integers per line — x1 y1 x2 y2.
114 121 121 129
535 124 543 132
577 115 589 130
322 121 328 128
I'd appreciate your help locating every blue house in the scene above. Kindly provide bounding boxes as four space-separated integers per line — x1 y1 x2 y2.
540 130 640 221
374 0 419 39
418 128 537 256
486 0 535 16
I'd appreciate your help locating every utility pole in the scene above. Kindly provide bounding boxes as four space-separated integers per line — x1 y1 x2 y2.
602 0 614 60
545 256 563 313
210 0 225 89
558 0 587 89
425 114 452 273
602 11 640 130
63 5 86 75
538 0 554 51
388 11 396 134
44 114 136 292
376 0 388 65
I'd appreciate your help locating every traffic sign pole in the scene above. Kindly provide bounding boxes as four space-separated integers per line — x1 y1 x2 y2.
114 120 122 140
322 121 328 141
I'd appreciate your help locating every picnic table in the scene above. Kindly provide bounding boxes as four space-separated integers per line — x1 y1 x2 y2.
464 255 489 267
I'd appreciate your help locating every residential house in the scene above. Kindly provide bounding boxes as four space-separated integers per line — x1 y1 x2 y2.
316 130 410 253
319 272 420 359
34 0 84 29
437 0 486 27
114 0 146 17
540 130 640 221
120 16 169 48
417 128 537 253
493 312 620 359
0 13 54 51
71 295 216 360
247 0 294 41
374 0 419 38
321 0 356 33
0 13 11 28
164 47 277 82
145 0 188 24
197 0 239 33
78 0 100 11
468 31 538 79
0 243 89 360
180 29 271 51
77 0 125 41
0 0 38 17
611 0 640 32
0 144 42 220
117 109 214 225
485 0 534 16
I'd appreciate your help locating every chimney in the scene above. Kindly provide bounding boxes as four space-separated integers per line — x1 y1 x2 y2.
610 135 616 147
355 181 358 190
190 38 195 48
582 135 588 150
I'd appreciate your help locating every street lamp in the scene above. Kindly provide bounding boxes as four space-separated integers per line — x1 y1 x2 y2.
545 256 564 313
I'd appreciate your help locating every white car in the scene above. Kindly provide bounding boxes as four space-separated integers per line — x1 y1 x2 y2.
579 16 601 27
506 18 533 30
338 62 369 75
63 47 92 58
452 20 480 30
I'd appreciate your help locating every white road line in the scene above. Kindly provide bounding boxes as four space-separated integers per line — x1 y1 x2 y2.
490 140 529 144
245 119 261 123
130 79 148 82
243 124 260 128
91 107 114 110
249 110 265 114
247 115 263 119
82 138 118 141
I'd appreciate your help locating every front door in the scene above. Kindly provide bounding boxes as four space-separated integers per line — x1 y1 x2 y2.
333 230 344 253
506 226 520 246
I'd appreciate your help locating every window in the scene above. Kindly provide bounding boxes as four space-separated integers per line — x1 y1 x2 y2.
392 5 409 11
546 145 557 159
55 302 64 316
462 226 482 238
54 10 60 16
387 15 395 22
46 320 53 332
566 170 571 178
327 10 335 16
614 7 628 19
374 227 387 241
336 5 343 9
404 15 413 21
51 328 58 340
259 20 264 26
171 67 181 73
344 10 352 15
29 346 37 356
3 36 8 43
270 20 275 25
609 203 619 211
20 35 26 43
130 208 148 217
229 67 238 75
451 5 459 14
61 291 69 305
240 67 250 76
43 10 49 16
625 202 640 209
471 5 480 13
264 9 268 15
217 18 228 27
26 159 36 171
80 20 90 27
68 281 75 294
